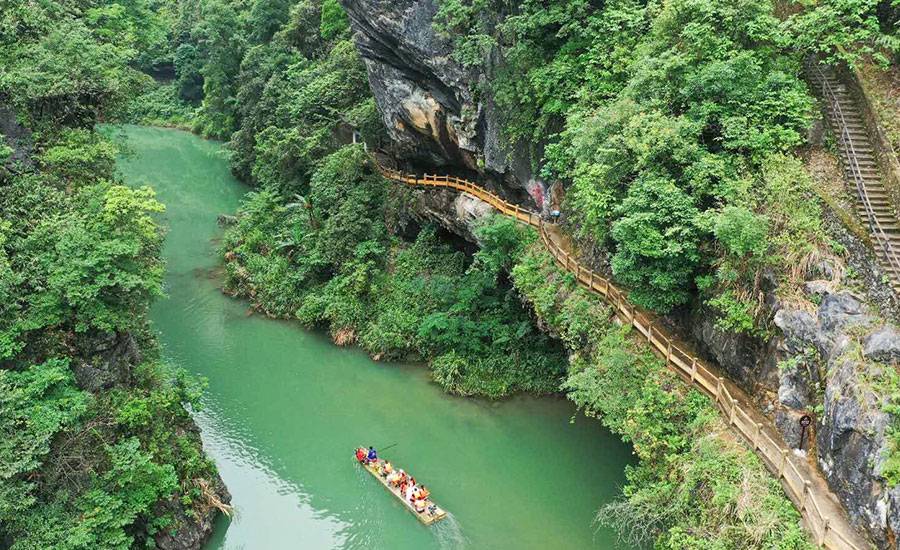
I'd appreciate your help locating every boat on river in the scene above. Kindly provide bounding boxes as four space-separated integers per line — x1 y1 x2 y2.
355 449 448 525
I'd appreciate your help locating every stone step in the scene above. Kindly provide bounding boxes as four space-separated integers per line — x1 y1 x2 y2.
840 151 876 161
857 212 897 222
844 167 880 177
857 198 893 207
842 158 879 168
856 212 898 222
853 173 886 180
839 131 871 142
872 248 900 270
856 186 890 195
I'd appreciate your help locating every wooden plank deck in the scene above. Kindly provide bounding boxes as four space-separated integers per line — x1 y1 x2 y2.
357 457 448 526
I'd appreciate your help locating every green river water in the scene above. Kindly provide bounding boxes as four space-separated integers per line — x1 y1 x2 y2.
113 125 634 549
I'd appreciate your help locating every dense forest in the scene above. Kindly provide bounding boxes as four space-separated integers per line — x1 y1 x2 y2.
2 0 900 548
0 0 227 548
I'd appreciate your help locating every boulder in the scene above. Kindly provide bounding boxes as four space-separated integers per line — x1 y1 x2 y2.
863 325 900 364
818 291 873 334
777 361 815 410
773 308 819 354
803 279 833 298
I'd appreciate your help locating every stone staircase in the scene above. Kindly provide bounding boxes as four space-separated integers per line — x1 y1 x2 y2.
807 59 900 293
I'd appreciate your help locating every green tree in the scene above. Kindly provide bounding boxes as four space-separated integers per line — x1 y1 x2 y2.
610 177 701 312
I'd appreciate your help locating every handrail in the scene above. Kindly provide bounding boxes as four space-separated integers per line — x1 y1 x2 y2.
376 161 869 549
807 59 900 277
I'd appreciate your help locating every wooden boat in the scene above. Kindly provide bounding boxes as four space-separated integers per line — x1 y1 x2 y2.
355 451 448 525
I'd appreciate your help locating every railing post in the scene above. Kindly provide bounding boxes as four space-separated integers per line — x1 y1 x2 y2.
715 377 723 403
820 518 829 546
779 449 789 478
690 357 697 383
801 481 811 512
755 422 763 451
729 398 737 425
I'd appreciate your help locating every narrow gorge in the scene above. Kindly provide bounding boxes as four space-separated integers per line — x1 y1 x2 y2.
3 0 900 549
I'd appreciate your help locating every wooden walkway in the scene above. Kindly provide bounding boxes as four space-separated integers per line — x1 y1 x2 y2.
376 164 871 549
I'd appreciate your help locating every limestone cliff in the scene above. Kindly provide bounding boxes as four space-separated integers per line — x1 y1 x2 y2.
341 0 546 207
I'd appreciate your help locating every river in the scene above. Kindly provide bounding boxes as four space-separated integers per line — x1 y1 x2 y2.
112 125 634 549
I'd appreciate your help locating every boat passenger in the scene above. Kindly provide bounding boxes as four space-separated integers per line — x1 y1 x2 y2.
382 462 393 478
355 447 366 463
367 446 377 463
399 481 408 496
417 485 430 501
414 498 427 513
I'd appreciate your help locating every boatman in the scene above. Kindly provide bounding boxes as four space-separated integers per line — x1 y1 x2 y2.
367 446 377 464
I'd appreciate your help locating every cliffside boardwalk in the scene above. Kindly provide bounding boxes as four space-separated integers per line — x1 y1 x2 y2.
376 164 871 549
807 59 900 294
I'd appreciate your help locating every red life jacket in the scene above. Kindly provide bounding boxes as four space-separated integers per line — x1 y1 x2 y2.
355 448 366 462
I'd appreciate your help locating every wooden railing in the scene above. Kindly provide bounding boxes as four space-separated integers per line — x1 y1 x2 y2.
377 163 869 549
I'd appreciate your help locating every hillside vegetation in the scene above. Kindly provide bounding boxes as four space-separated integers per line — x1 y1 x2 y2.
0 0 226 547
132 0 889 546
438 0 897 325
3 0 900 547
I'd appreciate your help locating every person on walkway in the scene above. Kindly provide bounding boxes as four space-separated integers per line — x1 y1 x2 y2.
367 446 377 464
355 447 366 463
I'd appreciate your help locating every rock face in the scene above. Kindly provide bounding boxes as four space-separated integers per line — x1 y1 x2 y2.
773 290 900 548
155 445 231 550
688 303 775 393
0 102 33 169
403 187 495 242
72 331 142 391
341 0 546 208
